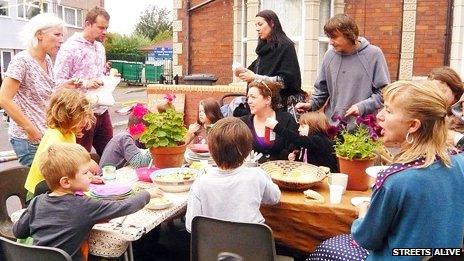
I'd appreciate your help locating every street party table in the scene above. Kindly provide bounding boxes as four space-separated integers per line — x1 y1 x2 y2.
261 181 370 254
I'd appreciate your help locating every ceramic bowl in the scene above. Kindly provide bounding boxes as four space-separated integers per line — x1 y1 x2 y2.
150 168 201 192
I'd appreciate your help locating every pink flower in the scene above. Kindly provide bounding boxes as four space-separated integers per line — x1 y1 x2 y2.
132 103 149 118
129 123 146 136
164 93 176 102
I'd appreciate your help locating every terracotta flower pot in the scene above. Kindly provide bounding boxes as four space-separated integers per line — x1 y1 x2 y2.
149 143 187 169
338 156 375 191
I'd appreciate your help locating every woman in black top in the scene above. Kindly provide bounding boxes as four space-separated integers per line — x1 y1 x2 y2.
240 80 298 162
238 9 303 110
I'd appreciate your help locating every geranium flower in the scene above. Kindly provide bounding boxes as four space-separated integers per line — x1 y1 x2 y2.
129 123 146 136
132 103 149 118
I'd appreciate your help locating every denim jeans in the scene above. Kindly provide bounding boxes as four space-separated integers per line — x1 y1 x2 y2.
10 137 38 167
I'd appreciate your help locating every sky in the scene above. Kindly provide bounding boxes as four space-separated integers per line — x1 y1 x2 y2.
105 0 173 35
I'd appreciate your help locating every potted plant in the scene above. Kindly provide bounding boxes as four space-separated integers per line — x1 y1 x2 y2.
332 114 382 191
140 94 188 168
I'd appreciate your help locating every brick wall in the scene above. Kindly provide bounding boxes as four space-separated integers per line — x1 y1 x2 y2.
413 0 449 76
177 0 233 85
345 0 403 81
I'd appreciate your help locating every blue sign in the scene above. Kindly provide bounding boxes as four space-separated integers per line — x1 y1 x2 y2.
149 47 173 60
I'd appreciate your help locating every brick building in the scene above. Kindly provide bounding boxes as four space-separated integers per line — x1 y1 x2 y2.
172 0 464 88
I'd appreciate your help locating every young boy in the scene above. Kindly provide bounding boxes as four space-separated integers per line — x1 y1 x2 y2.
185 117 281 232
99 103 151 169
13 143 163 260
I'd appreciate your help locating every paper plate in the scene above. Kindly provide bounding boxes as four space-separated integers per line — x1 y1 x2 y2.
351 196 371 207
365 166 389 178
91 184 132 196
145 197 173 210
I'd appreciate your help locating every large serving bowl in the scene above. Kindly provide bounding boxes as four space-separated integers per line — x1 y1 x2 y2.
261 160 329 190
150 168 200 192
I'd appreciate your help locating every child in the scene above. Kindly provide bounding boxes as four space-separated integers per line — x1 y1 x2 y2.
13 143 163 260
265 111 339 172
99 103 152 169
185 117 281 232
185 98 223 145
24 88 98 197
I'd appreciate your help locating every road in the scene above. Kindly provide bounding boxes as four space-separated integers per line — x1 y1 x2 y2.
0 85 148 170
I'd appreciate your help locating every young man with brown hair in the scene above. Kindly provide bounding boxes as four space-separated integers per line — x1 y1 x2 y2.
296 14 390 126
185 117 281 232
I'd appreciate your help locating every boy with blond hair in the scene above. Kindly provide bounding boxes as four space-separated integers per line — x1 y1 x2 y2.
13 143 163 260
185 117 281 232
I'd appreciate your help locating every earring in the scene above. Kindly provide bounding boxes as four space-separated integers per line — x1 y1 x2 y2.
406 132 414 144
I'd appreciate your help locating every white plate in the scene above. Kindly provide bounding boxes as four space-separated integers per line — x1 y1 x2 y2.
351 196 371 207
145 197 173 210
365 166 389 178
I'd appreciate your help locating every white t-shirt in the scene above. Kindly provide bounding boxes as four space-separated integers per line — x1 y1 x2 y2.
185 166 281 232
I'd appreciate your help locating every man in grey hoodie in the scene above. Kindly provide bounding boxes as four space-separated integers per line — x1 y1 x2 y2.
296 14 390 125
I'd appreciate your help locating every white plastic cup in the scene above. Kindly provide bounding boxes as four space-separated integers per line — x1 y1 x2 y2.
102 165 116 180
329 184 344 204
327 173 348 194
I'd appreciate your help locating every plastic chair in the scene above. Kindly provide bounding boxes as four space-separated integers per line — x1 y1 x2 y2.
190 216 277 261
0 166 28 240
0 236 72 261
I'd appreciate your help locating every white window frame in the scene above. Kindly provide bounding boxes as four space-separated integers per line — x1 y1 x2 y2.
317 0 334 68
16 0 50 20
240 0 247 67
0 0 11 18
57 4 83 28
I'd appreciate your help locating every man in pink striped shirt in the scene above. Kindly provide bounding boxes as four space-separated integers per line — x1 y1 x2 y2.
54 6 112 156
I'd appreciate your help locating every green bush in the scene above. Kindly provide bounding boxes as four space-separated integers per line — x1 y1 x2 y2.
140 108 187 148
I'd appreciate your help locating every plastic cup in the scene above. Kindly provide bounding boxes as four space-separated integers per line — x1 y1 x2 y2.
102 165 116 180
329 184 344 204
327 173 348 194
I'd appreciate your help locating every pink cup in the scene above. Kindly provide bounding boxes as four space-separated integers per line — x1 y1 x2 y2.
136 167 159 182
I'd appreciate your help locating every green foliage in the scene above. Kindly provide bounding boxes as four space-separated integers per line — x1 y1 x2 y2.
153 29 173 43
104 32 151 56
334 126 381 160
135 5 172 40
140 108 187 148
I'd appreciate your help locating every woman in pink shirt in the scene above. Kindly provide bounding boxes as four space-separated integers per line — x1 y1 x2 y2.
0 13 75 166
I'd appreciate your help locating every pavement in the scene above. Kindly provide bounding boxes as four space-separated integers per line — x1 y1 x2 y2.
0 85 148 170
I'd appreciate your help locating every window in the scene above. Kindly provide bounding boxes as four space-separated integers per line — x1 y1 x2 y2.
1 51 13 76
57 5 83 28
17 0 49 20
318 0 333 67
0 0 9 17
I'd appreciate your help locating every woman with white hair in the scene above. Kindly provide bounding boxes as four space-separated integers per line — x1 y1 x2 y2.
0 13 76 166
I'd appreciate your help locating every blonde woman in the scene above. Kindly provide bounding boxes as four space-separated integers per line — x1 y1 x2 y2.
0 13 77 166
308 81 464 260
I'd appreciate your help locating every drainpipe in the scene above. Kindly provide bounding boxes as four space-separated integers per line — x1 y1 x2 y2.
444 0 454 66
185 0 217 75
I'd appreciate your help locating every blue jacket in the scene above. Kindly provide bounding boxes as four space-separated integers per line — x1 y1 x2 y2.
351 153 464 260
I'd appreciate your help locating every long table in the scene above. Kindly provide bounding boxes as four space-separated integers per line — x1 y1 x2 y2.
261 182 370 254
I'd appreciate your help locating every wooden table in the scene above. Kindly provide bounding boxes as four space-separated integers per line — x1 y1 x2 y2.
261 182 370 253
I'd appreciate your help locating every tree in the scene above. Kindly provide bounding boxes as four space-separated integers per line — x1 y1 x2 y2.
134 5 172 40
104 32 151 62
